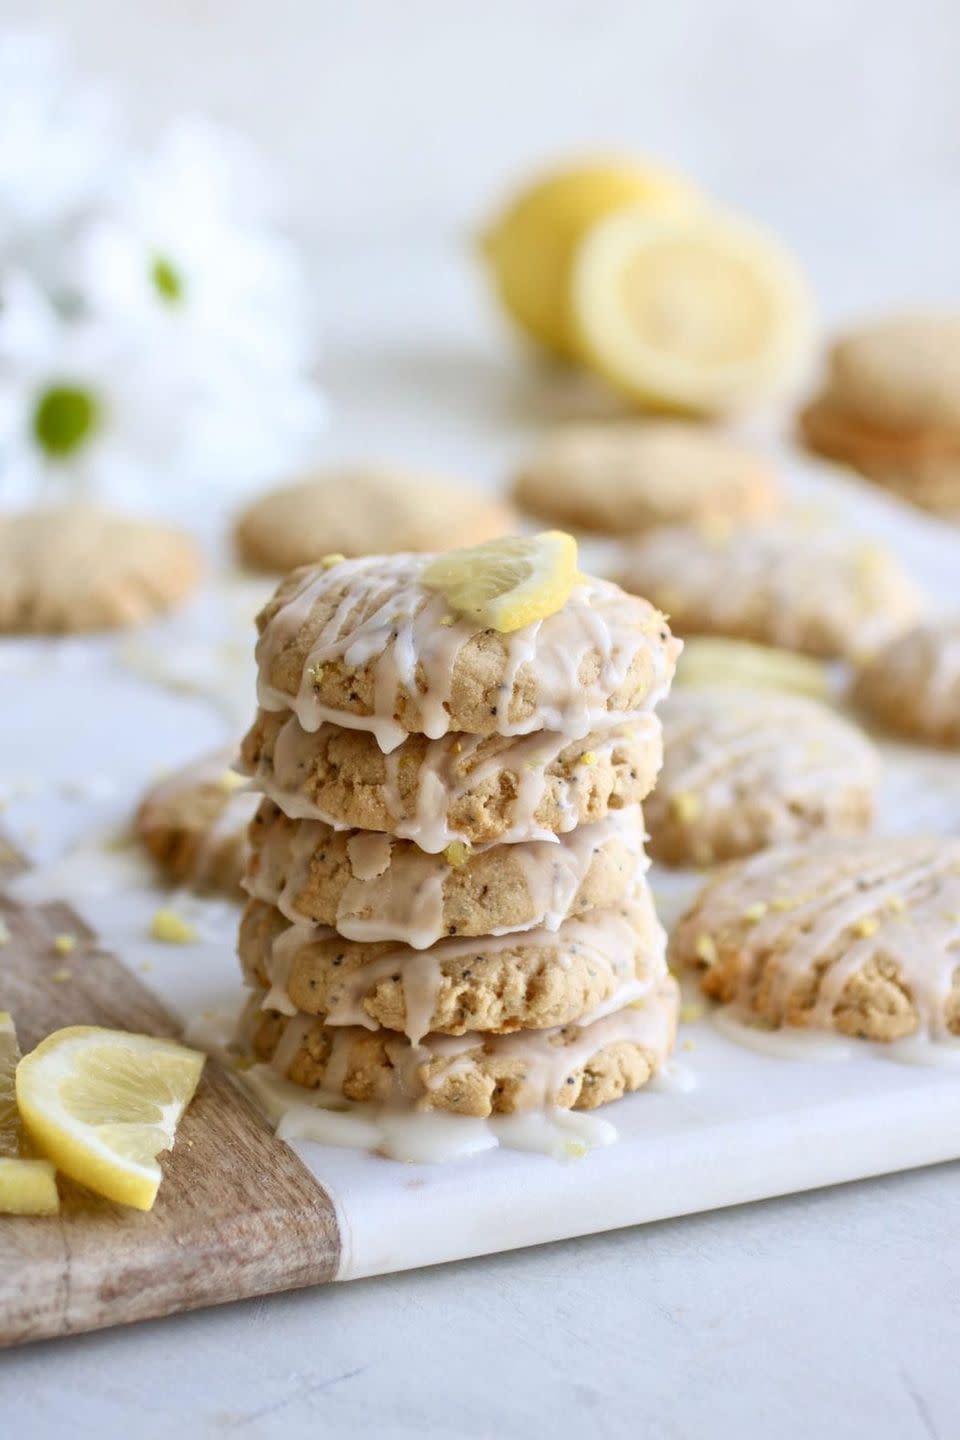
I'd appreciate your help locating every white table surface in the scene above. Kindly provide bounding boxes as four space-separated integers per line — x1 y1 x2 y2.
4 243 959 1439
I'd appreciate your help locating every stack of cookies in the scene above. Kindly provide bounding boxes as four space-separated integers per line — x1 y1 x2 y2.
234 539 681 1121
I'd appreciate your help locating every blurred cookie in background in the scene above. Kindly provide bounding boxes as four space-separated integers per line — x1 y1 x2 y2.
234 467 517 573
511 422 780 535
799 314 960 518
135 747 257 895
852 619 960 746
617 521 923 659
0 506 202 634
645 687 878 867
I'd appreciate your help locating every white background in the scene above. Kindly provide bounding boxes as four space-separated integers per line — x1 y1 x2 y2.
6 0 960 310
2 4 959 1438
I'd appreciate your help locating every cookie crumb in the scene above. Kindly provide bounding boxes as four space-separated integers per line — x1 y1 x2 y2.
215 770 246 793
694 932 717 965
670 790 701 823
150 908 197 944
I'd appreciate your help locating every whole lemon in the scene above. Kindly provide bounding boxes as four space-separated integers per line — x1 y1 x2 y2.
480 158 702 360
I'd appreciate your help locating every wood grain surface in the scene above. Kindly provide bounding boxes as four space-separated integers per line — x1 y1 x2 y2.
0 842 341 1347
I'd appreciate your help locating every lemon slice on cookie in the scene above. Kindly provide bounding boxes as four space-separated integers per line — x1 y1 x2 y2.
424 531 578 633
16 1026 204 1211
572 208 813 414
0 1012 60 1215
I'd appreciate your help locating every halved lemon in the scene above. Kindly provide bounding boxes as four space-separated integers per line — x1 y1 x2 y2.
572 208 814 414
0 1011 60 1215
17 1026 205 1211
424 531 578 634
675 637 829 699
480 158 702 359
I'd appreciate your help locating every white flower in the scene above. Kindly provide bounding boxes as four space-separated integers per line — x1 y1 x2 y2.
0 37 327 504
0 271 186 506
80 118 311 370
0 29 117 290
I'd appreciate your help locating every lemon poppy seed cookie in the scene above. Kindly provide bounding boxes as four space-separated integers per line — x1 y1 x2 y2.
135 748 258 894
799 315 960 517
246 798 646 944
239 709 662 851
256 548 679 752
618 522 921 659
671 838 960 1042
241 974 679 1116
234 468 517 574
852 620 960 746
512 421 780 535
240 885 665 1042
0 505 202 634
645 688 878 866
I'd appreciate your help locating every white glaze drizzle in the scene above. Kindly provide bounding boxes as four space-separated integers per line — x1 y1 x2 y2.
255 554 675 753
650 687 878 846
254 882 665 1045
245 805 647 950
676 838 960 1044
255 975 679 1114
142 746 260 886
252 710 661 852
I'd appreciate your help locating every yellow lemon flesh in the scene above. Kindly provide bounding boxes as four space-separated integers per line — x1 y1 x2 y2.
481 158 702 359
676 637 829 700
16 1025 205 1212
0 1011 60 1215
424 531 578 633
573 208 813 414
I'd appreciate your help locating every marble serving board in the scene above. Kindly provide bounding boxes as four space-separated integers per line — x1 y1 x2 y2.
1 470 959 1341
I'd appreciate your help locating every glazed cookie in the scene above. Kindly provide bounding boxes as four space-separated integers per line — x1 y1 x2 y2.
0 505 202 633
239 709 663 851
618 522 921 659
239 886 665 1042
245 798 646 944
135 748 258 894
799 316 960 518
645 688 878 866
256 553 679 751
234 468 517 573
511 421 780 535
671 837 960 1041
240 975 679 1116
852 620 960 746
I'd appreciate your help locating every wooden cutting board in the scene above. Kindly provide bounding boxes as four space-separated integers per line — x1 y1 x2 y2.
0 842 341 1348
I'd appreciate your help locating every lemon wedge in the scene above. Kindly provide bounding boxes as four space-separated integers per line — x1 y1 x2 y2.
676 638 829 699
16 1026 205 1211
480 158 702 358
572 208 813 414
424 531 578 633
0 1011 60 1215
